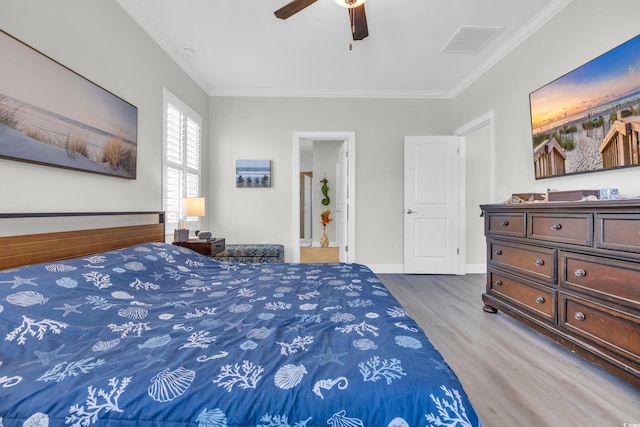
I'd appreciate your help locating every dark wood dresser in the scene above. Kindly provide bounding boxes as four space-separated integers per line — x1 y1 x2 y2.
480 200 640 388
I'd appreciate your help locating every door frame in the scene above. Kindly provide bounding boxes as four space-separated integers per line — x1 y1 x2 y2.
454 110 495 273
292 131 356 263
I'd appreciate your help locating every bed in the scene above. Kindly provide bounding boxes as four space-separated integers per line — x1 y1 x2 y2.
0 212 482 426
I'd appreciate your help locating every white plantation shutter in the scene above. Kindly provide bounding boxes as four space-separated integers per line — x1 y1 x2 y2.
163 89 201 235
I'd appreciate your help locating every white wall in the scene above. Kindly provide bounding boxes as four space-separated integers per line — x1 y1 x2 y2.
7 1 636 271
453 0 640 267
209 97 453 265
0 0 208 228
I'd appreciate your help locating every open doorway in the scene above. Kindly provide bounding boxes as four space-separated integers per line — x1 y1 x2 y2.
454 110 495 274
292 132 356 264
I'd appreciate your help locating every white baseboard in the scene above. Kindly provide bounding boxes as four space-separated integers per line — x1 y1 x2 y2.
366 264 404 274
364 263 487 275
465 263 486 274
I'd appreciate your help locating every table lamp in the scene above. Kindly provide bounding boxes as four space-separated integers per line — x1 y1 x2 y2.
183 197 206 239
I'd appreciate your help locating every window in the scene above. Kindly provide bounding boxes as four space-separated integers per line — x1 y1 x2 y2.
163 89 202 236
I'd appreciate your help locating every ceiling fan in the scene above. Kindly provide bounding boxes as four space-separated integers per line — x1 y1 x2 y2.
274 0 369 41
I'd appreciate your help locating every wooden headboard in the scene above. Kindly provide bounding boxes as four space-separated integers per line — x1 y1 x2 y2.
0 212 165 270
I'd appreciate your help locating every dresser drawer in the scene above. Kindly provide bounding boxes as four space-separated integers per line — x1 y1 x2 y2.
595 213 640 254
559 293 640 365
488 269 556 323
486 213 526 238
489 240 556 283
560 252 640 310
528 213 592 246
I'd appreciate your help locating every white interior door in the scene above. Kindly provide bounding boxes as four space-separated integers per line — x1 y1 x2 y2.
404 136 460 274
336 142 348 262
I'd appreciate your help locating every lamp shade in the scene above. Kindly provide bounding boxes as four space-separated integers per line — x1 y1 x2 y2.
334 0 366 8
184 197 205 217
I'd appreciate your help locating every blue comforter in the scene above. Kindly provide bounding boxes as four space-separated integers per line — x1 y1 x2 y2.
0 243 482 426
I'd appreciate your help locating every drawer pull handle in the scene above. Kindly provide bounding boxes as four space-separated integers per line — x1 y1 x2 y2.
574 312 585 321
535 296 545 304
494 250 502 256
535 259 544 266
574 269 586 277
550 223 562 231
494 280 502 286
500 220 509 226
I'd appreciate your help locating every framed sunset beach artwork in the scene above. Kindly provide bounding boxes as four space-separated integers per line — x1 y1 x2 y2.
0 30 138 179
530 33 640 179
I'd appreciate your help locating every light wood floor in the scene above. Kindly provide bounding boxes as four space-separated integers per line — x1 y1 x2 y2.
378 273 640 427
299 246 339 263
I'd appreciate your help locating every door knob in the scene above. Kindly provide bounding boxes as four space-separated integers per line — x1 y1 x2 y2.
406 209 417 214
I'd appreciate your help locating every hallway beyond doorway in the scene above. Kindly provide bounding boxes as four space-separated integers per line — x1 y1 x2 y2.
300 246 339 263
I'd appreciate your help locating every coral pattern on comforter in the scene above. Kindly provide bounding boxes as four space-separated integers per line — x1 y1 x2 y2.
0 243 482 426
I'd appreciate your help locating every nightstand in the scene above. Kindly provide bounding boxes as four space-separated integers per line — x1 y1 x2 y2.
172 238 225 256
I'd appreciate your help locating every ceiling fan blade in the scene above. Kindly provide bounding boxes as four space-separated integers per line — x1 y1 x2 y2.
274 0 318 19
348 4 369 40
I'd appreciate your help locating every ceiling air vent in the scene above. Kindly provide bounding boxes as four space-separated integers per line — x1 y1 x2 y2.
441 25 504 53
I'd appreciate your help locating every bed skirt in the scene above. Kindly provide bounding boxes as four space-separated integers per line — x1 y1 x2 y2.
213 243 284 263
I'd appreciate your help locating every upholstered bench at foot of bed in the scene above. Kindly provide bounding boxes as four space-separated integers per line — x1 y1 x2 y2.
212 244 284 263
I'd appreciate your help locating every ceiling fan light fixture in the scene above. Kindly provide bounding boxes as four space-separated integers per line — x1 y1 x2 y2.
334 0 366 8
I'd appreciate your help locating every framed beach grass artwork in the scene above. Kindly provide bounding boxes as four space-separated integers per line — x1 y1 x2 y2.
530 33 640 179
236 159 271 187
0 29 138 179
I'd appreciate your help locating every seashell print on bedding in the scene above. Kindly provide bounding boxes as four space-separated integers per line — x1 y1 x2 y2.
246 327 274 340
196 407 227 427
148 367 195 402
208 291 227 298
258 313 275 320
45 263 77 272
240 340 258 350
388 417 410 427
352 339 378 351
111 291 134 299
138 335 171 349
124 261 146 271
92 339 120 352
118 306 149 320
330 312 356 323
274 364 307 390
327 410 364 427
395 335 422 349
6 291 48 306
23 412 49 427
55 277 78 288
229 303 252 313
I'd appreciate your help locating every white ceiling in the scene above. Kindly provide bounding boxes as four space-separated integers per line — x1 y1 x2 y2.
117 0 571 98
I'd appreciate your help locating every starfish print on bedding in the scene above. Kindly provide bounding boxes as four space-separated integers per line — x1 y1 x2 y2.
285 324 304 335
120 254 136 261
0 276 39 289
314 347 348 366
224 319 252 332
323 296 342 306
135 354 166 369
20 344 73 367
151 272 164 281
53 303 82 317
